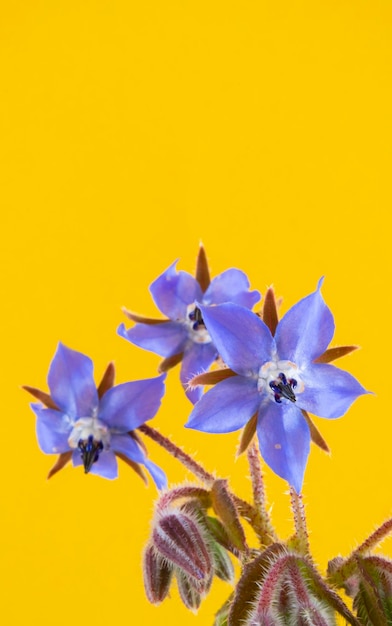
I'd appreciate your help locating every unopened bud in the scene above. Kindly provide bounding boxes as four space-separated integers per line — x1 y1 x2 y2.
176 570 202 612
352 554 392 624
153 509 212 581
229 544 336 626
142 543 173 605
212 542 235 583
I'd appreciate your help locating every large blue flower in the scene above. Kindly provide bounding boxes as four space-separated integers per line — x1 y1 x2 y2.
24 343 167 488
118 246 260 403
186 279 369 493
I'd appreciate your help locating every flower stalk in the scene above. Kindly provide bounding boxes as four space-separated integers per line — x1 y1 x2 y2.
246 441 277 546
288 487 310 556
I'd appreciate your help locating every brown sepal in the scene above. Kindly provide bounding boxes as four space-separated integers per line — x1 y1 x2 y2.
189 368 237 388
262 287 279 336
314 345 358 364
128 430 147 455
158 352 184 373
237 413 258 456
115 452 148 485
195 244 211 292
211 479 247 552
121 307 170 325
301 410 330 453
97 362 115 398
47 451 73 479
22 386 59 410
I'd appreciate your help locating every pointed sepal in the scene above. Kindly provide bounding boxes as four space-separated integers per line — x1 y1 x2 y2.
262 287 279 336
195 244 211 292
211 479 247 552
143 543 174 604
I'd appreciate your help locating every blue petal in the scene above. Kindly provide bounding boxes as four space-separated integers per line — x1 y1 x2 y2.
99 374 166 431
72 449 118 479
47 343 98 418
256 402 310 493
180 342 218 404
143 459 167 490
199 303 274 376
185 376 260 433
203 268 260 308
298 362 369 419
111 432 146 462
150 261 203 319
275 279 334 366
31 404 72 454
117 322 187 357
111 433 167 489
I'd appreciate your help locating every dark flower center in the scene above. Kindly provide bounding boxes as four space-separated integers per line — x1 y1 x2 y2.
78 434 104 473
188 306 205 331
269 373 297 404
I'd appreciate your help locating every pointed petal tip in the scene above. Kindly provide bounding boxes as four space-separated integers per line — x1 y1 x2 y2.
117 322 128 338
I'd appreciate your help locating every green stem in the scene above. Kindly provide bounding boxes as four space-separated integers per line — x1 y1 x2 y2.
246 442 277 546
288 487 309 555
355 517 392 555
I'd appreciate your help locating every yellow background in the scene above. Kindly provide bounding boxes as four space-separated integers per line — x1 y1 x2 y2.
1 1 391 624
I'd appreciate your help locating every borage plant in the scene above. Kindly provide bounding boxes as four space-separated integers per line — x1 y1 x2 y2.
24 246 392 626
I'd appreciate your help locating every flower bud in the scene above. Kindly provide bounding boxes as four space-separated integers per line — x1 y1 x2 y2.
229 544 337 626
176 571 203 612
211 542 235 583
351 555 392 625
142 543 173 605
152 509 212 582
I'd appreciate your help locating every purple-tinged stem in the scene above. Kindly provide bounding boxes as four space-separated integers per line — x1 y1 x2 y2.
139 424 265 538
328 516 392 585
246 442 277 546
156 486 211 513
288 488 309 555
139 424 215 486
354 517 392 555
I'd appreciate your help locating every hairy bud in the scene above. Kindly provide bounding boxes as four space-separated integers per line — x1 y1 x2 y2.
175 570 207 612
351 555 392 625
142 543 173 604
229 544 340 626
152 509 212 581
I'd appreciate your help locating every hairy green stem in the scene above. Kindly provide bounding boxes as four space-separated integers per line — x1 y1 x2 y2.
246 442 277 546
288 487 310 555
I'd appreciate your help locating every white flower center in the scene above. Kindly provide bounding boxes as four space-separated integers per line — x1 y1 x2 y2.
257 359 304 403
68 417 111 450
184 303 212 344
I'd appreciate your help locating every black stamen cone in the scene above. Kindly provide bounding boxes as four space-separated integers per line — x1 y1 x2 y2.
277 381 296 402
78 436 104 473
270 373 297 403
189 306 205 329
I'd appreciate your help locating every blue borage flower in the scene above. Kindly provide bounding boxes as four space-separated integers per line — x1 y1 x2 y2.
24 343 167 488
117 246 260 403
186 279 369 493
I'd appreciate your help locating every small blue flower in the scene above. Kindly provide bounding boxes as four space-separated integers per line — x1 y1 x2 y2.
24 343 167 488
118 246 260 403
186 279 369 493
